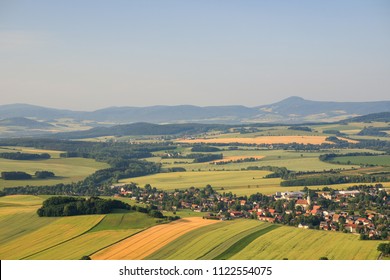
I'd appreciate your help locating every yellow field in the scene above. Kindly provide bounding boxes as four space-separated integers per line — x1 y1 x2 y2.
27 229 140 260
212 155 265 163
91 217 220 260
0 214 104 259
178 136 357 145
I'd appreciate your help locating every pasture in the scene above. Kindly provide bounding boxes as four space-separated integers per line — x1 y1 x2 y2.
330 155 390 166
0 156 109 189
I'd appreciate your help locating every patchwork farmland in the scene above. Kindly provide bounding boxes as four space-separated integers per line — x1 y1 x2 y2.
0 118 389 260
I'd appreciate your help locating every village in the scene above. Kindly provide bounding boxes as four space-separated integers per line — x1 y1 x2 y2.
115 183 390 241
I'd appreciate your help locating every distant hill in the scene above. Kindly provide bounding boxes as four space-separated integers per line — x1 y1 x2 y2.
0 117 54 129
255 96 390 122
0 97 389 124
343 112 390 123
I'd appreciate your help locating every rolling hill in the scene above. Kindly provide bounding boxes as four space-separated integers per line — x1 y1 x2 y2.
0 97 389 125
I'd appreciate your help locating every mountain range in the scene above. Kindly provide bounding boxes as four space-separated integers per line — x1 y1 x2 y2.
0 96 389 125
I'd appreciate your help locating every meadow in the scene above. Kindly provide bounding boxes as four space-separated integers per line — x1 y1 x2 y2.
330 155 390 166
0 146 109 189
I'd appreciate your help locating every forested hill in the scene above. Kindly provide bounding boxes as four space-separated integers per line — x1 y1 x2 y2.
343 112 390 123
0 117 54 128
1 97 390 124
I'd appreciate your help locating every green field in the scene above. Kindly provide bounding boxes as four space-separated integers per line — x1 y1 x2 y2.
120 170 280 192
149 149 364 172
146 219 381 260
146 219 267 260
231 225 382 260
0 195 385 260
331 155 390 166
89 211 158 232
0 149 109 189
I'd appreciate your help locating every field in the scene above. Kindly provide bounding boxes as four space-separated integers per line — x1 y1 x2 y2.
0 194 385 260
143 220 380 260
0 195 162 260
231 225 382 260
146 220 275 260
120 170 280 192
91 217 220 260
0 146 109 189
330 155 390 166
178 135 357 145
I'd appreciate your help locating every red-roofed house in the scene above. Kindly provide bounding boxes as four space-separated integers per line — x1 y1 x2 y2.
295 199 309 211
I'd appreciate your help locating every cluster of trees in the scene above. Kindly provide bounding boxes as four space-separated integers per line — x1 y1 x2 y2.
2 159 161 196
212 157 262 165
281 174 390 187
288 126 312 132
1 171 31 180
322 129 345 136
191 145 221 152
35 171 55 179
325 136 349 144
0 152 50 160
37 196 131 217
165 167 186 172
319 152 382 163
358 127 388 137
186 153 223 163
377 243 390 256
0 138 175 162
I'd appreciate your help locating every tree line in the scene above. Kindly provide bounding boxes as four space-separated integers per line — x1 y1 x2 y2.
0 152 51 160
37 196 131 216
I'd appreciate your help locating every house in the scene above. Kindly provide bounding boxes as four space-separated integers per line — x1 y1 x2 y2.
355 218 370 226
332 214 340 223
298 223 309 229
319 221 329 230
295 199 310 211
311 205 322 215
230 211 244 218
344 224 358 233
258 216 275 223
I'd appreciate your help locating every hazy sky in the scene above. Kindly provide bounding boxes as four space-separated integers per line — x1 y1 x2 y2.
0 0 389 110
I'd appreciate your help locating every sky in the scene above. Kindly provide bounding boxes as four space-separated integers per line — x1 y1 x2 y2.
0 0 389 110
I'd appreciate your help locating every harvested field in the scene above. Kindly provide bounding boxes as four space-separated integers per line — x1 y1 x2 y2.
91 217 220 260
211 155 264 163
178 136 357 145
